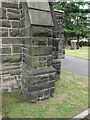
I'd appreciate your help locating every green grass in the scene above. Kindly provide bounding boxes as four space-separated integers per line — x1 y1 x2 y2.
2 71 88 118
66 46 90 60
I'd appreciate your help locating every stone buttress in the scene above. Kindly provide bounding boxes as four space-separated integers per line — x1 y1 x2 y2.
0 0 65 102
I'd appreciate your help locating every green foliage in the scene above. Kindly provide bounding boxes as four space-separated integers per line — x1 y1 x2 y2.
54 2 89 41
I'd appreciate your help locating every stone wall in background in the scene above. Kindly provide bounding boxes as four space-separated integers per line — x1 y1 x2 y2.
0 0 65 102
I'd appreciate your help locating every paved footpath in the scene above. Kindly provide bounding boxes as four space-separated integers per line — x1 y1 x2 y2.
61 55 89 78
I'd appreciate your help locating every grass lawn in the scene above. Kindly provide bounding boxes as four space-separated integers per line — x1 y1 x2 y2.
2 71 88 118
65 46 90 60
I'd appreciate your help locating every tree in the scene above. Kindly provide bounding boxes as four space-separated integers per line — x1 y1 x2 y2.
54 2 89 49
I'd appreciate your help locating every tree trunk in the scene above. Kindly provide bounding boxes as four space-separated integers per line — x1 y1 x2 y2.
64 34 68 46
76 36 80 49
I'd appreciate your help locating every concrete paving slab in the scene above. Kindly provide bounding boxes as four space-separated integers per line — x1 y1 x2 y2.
71 108 90 120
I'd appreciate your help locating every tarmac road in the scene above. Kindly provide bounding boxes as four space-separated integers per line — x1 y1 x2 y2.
61 55 89 78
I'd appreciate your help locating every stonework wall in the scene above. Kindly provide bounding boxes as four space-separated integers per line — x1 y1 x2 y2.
20 2 57 102
0 1 65 102
0 1 22 92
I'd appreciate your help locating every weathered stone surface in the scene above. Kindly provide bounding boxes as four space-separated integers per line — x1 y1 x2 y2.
28 81 55 93
31 37 48 46
12 45 22 53
1 48 11 54
27 2 50 11
39 57 46 61
39 61 47 67
10 69 21 75
47 56 52 66
38 91 43 99
52 59 61 72
7 13 20 20
30 26 53 37
2 75 10 82
49 74 55 81
2 2 18 9
32 57 39 68
0 31 8 37
1 63 20 71
1 0 65 103
0 20 10 27
53 38 60 46
11 21 20 28
29 93 38 103
29 9 53 26
0 8 6 19
7 8 20 14
27 67 55 76
37 75 49 84
44 89 49 96
0 70 9 75
32 46 52 56
22 38 31 45
23 54 32 67
48 38 53 45
0 27 6 31
50 87 55 97
9 29 20 37
21 28 26 36
2 38 22 44
2 54 21 63
20 18 25 27
38 81 55 91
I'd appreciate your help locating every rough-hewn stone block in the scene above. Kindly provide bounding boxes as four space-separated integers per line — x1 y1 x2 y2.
0 70 9 75
20 18 25 27
23 54 31 67
11 21 20 28
2 54 21 63
12 45 22 53
2 2 18 9
44 89 49 96
39 61 47 67
7 13 20 20
39 57 46 61
30 26 53 37
2 38 22 44
27 67 55 76
22 38 31 45
49 74 55 81
7 8 20 14
1 63 20 71
37 81 55 91
0 31 8 37
50 88 55 97
2 75 10 82
0 20 10 27
0 8 6 19
36 37 48 46
48 38 53 45
32 57 39 68
32 46 52 56
10 69 21 75
9 29 20 37
37 75 49 84
1 48 11 54
47 56 52 66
